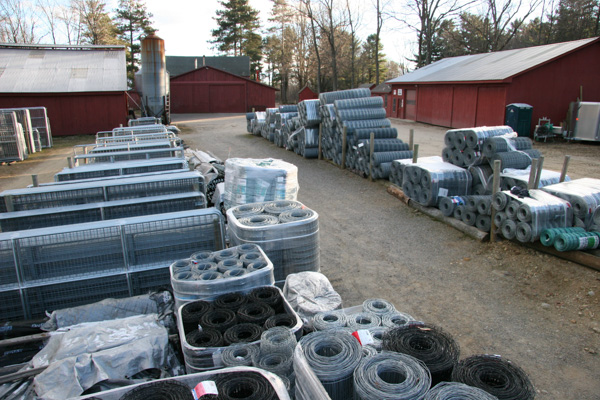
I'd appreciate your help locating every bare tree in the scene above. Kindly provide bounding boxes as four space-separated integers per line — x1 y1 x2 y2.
0 0 39 43
318 0 346 90
485 0 543 50
299 0 322 93
345 0 362 88
373 0 393 84
60 1 84 45
37 0 60 44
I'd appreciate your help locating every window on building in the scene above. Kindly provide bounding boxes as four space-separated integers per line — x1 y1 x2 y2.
384 95 388 108
393 98 397 112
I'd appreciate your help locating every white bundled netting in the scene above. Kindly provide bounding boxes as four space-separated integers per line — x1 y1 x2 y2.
541 178 600 228
401 161 472 207
223 158 299 210
170 244 275 308
227 201 318 284
492 189 573 242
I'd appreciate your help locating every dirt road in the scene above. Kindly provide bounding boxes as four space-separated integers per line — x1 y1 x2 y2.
1 114 598 398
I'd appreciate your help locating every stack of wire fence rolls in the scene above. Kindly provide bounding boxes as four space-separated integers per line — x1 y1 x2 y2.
226 200 320 285
177 286 302 373
169 244 276 309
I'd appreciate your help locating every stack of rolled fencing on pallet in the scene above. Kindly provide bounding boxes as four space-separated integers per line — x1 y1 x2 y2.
350 135 412 178
492 189 573 243
438 195 494 232
275 111 300 149
401 160 472 207
500 167 566 191
540 226 600 252
320 104 339 163
540 178 600 229
250 112 266 136
170 244 276 309
226 200 319 286
294 127 319 158
389 156 443 187
223 158 299 210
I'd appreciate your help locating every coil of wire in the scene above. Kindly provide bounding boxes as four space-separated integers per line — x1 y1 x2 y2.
540 227 586 246
451 354 535 400
223 323 264 345
299 330 363 400
424 381 501 399
382 323 460 385
213 371 278 400
186 329 223 347
312 310 348 330
346 312 382 330
221 343 259 367
353 351 431 400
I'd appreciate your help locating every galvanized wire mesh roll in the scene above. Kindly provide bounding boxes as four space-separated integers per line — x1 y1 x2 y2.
214 292 248 311
237 302 275 325
118 380 194 400
346 312 382 330
357 139 409 153
493 192 510 211
462 210 477 226
494 211 507 227
238 214 280 227
217 258 244 273
264 313 297 329
477 196 493 215
453 205 465 220
254 350 294 377
382 311 415 328
333 96 384 110
248 260 269 272
312 310 348 330
463 149 482 165
319 88 372 105
240 251 262 267
540 227 586 246
221 343 259 367
337 108 387 121
186 328 224 347
372 151 414 166
505 201 519 219
214 248 240 262
382 323 460 385
223 323 264 345
353 351 431 400
463 126 514 148
213 371 278 400
482 136 533 157
451 354 535 400
279 208 315 223
438 196 467 217
298 330 363 400
198 271 222 281
200 308 238 333
554 231 600 251
264 200 302 215
363 298 396 315
191 251 214 263
232 204 265 218
491 151 533 170
424 381 500 399
515 222 533 242
339 119 392 135
223 268 247 278
191 261 218 275
238 243 260 254
260 326 297 354
501 219 517 239
362 345 379 358
351 127 398 145
476 215 492 232
171 259 192 274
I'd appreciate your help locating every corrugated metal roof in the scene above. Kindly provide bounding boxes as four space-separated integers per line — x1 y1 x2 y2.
166 56 250 77
0 44 127 93
387 37 599 84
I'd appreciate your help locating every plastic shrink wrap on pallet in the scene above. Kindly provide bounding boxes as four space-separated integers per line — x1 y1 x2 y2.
223 159 299 210
541 178 600 228
401 161 472 207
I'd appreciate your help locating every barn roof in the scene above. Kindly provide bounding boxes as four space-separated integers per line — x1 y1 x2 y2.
388 37 600 84
166 56 250 77
372 83 391 94
0 43 127 93
171 65 277 91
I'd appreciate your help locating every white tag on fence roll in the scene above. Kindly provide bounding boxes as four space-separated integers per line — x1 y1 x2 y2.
438 188 449 197
352 329 374 346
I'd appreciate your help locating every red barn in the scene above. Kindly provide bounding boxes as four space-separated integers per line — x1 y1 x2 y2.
298 85 317 102
0 43 128 136
386 37 600 134
170 66 276 113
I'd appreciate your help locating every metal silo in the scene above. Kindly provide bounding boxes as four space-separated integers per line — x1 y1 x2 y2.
140 34 169 123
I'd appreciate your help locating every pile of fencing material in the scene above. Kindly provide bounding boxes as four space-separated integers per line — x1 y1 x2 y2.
389 156 443 187
223 158 299 210
170 244 276 308
249 111 266 136
492 189 573 243
177 287 302 372
499 167 566 191
227 200 319 285
347 136 412 178
541 178 600 229
0 107 52 163
438 195 494 232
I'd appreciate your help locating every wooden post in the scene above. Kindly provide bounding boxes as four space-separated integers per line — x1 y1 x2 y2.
31 175 38 187
490 160 501 242
527 158 539 189
369 132 375 181
560 155 571 182
341 126 348 169
412 144 419 163
409 129 414 151
318 124 323 160
534 156 544 189
67 157 73 169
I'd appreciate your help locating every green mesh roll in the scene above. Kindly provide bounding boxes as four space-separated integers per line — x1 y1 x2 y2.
540 227 585 247
554 231 600 252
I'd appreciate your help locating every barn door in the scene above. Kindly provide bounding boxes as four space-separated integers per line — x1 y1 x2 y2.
405 90 416 120
209 84 245 113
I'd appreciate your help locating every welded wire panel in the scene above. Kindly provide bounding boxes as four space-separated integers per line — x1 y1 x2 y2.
54 157 188 182
88 140 178 153
0 239 18 290
96 132 177 144
128 117 161 126
23 107 52 148
111 124 168 136
0 290 25 320
0 171 205 212
7 109 37 154
75 146 185 163
130 267 172 295
0 111 28 162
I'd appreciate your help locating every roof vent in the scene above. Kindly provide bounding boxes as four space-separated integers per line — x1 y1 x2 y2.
28 50 45 59
71 68 88 78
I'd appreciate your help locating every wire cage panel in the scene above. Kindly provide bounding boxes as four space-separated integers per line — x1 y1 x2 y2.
27 107 52 148
130 267 171 295
0 111 28 162
76 147 185 164
0 290 25 321
0 240 18 289
128 117 161 126
87 141 177 154
0 208 102 232
54 158 188 182
16 226 125 285
24 274 131 319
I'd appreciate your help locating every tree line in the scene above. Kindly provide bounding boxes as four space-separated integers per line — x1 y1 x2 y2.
0 0 155 86
212 0 599 103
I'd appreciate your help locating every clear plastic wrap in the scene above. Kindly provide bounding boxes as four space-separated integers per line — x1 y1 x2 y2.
298 99 321 127
33 314 179 400
401 161 472 207
442 126 514 167
171 245 275 308
283 272 342 319
227 201 319 284
541 178 600 228
500 167 568 190
223 158 299 210
177 286 302 372
389 156 443 187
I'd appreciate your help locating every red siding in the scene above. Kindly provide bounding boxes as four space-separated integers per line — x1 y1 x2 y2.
170 66 276 113
451 86 477 128
0 92 127 136
507 41 600 131
299 87 317 101
475 86 507 126
417 85 454 126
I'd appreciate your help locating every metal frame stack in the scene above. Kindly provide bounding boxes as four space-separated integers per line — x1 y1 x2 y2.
0 111 28 162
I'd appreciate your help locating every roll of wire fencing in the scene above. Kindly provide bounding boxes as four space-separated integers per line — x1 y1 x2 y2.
227 200 319 285
297 330 363 400
118 379 194 400
539 227 586 247
540 178 600 229
389 156 443 188
298 99 322 127
362 298 396 315
437 195 494 232
424 382 500 399
382 322 460 386
442 126 514 168
401 161 472 207
491 189 573 243
222 158 299 211
553 230 600 252
221 343 259 367
500 167 565 191
451 354 535 400
295 126 320 159
312 310 348 331
353 351 431 400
